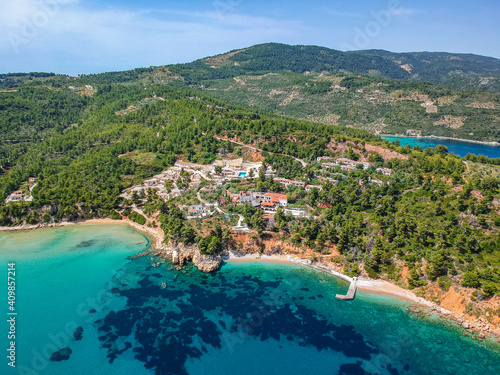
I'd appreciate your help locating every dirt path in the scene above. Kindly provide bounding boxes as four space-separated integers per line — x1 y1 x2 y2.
213 135 308 167
462 161 470 183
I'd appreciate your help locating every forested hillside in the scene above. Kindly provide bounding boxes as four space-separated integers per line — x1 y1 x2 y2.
358 49 500 92
194 71 500 142
0 80 377 212
168 43 410 84
26 43 498 142
0 77 500 302
179 43 500 91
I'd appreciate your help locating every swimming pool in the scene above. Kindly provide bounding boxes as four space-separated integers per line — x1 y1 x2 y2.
238 172 247 177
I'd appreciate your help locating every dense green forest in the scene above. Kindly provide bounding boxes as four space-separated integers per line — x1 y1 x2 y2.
169 43 500 90
167 43 410 84
357 49 500 91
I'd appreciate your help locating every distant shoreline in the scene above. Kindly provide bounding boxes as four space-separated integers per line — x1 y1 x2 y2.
380 134 500 147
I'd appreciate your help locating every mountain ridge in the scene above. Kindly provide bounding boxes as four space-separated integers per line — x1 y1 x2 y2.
3 42 500 92
2 43 500 142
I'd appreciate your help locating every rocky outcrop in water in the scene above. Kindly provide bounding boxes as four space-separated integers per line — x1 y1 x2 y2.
167 243 222 272
174 252 193 267
73 326 83 341
193 253 222 273
50 347 72 362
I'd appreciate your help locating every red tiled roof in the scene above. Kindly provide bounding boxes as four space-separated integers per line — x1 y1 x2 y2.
265 193 287 200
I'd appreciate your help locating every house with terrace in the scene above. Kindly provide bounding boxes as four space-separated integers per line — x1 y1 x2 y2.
5 190 26 204
376 167 393 176
273 177 306 188
227 191 288 214
305 185 323 192
187 204 211 218
340 165 356 172
316 176 339 185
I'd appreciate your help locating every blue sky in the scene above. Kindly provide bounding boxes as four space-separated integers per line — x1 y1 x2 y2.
1 0 499 75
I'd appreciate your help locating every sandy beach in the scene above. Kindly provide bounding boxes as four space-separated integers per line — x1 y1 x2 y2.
225 252 294 264
0 218 166 251
226 252 426 303
226 251 500 340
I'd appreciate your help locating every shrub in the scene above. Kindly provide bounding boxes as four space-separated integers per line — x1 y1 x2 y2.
129 211 146 225
109 210 122 220
462 271 480 288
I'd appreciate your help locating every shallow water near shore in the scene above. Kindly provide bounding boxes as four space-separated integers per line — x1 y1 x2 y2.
1 225 499 375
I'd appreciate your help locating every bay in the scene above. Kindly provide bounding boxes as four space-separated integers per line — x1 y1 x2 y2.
381 135 500 158
1 224 499 375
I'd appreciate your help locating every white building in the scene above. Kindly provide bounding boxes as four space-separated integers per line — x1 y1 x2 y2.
376 167 392 176
305 185 322 192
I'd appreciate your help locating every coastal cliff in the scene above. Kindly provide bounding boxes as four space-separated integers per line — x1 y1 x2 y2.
164 242 222 273
193 254 222 273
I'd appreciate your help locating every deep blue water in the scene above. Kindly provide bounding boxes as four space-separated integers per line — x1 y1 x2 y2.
1 225 500 375
381 135 500 158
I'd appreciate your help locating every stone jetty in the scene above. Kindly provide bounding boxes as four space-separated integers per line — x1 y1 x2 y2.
129 250 152 259
335 277 357 300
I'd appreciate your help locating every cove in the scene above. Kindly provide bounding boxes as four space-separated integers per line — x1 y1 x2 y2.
1 224 499 375
381 135 500 158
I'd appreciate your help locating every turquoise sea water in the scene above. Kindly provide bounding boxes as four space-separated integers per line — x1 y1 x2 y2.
381 135 500 158
1 225 500 375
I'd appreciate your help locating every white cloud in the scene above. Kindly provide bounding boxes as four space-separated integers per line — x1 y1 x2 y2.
0 0 305 74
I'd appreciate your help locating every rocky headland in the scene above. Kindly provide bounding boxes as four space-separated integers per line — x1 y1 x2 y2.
157 241 222 273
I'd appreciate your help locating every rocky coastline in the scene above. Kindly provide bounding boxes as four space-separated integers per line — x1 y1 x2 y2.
155 241 222 273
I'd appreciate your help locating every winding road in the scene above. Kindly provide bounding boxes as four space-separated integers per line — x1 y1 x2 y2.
212 135 309 167
196 189 248 231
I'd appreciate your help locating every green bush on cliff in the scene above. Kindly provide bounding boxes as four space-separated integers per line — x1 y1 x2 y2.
109 210 122 220
129 211 146 225
462 271 481 288
198 235 222 255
